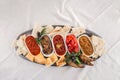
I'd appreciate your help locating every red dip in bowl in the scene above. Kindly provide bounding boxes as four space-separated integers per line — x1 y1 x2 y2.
66 34 79 53
53 35 66 56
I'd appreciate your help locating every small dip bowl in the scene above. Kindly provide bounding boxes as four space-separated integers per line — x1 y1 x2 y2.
52 34 67 57
40 34 54 57
78 34 94 57
24 35 41 56
65 33 80 54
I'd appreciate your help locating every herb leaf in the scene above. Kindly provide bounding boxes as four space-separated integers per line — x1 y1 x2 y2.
36 38 41 44
75 57 81 64
36 28 46 44
77 50 82 56
37 28 46 38
40 28 46 36
65 52 71 63
65 57 71 63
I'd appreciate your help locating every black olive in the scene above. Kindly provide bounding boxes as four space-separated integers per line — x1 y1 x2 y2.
37 32 41 38
71 56 76 62
71 56 75 60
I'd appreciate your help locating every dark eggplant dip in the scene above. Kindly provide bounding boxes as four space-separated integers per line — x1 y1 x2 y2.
40 35 53 55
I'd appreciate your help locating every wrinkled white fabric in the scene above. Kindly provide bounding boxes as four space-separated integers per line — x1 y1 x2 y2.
0 0 120 80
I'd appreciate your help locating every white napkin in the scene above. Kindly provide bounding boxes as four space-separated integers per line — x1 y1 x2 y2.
0 0 120 80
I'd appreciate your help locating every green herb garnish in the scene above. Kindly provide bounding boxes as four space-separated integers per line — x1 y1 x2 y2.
36 28 46 44
36 38 41 44
65 52 71 63
75 57 81 64
40 28 46 36
77 50 82 56
65 51 82 65
65 57 71 63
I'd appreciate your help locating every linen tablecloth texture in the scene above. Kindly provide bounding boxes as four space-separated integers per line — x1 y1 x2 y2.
0 0 120 80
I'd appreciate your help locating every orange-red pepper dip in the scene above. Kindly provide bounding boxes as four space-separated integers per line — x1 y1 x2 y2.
25 36 40 56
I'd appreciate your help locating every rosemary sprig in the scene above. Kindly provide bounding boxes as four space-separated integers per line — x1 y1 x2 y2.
36 28 46 44
40 28 46 36
37 28 46 38
36 38 41 44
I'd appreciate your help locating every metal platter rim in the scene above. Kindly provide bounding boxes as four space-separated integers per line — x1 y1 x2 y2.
15 25 102 66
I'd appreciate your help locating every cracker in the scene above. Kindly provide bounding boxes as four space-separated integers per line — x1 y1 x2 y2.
56 56 66 67
45 53 58 67
45 25 54 34
25 52 34 62
34 53 46 64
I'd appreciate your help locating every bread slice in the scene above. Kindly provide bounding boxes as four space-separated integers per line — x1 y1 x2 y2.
45 58 53 67
56 56 66 67
34 52 46 64
49 54 58 63
45 53 58 67
25 52 34 62
91 35 105 59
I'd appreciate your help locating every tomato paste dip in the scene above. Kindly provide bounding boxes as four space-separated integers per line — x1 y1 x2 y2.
25 36 40 56
66 34 79 53
53 35 66 56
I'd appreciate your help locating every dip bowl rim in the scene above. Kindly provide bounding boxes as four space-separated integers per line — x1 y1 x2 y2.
65 33 80 54
78 34 95 57
40 34 54 57
24 35 42 56
52 34 67 57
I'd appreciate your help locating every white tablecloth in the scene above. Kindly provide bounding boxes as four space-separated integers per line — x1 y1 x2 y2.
0 0 120 80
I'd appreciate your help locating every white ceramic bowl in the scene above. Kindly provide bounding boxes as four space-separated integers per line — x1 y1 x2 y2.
40 34 54 57
52 34 67 57
24 35 41 56
78 34 95 57
65 33 80 54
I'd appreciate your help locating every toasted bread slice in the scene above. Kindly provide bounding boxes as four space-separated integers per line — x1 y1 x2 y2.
25 52 34 62
56 56 66 67
45 53 58 67
45 58 53 67
49 54 58 63
34 52 46 64
91 35 105 59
